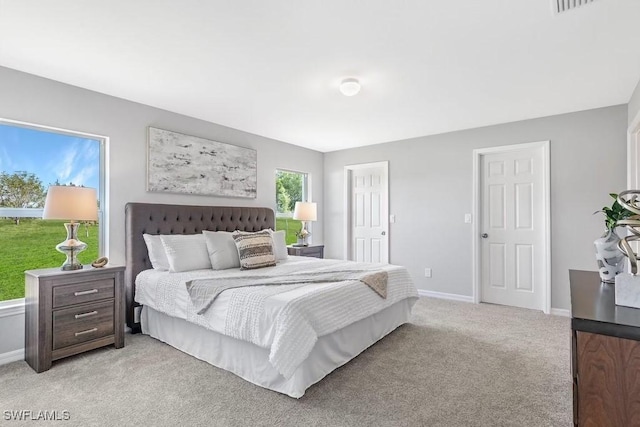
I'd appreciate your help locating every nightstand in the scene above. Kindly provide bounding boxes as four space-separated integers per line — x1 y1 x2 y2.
25 264 125 373
287 244 324 259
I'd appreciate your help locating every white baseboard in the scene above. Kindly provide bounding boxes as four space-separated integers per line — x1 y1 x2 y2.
417 289 474 303
550 308 571 317
0 349 24 366
0 298 25 318
418 290 571 316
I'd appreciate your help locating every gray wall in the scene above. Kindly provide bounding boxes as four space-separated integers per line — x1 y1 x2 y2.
0 66 324 263
630 78 640 125
0 63 630 360
0 311 24 358
324 105 628 310
0 66 323 356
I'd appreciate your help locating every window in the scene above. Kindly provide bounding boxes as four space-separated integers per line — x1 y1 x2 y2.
0 120 105 302
275 169 309 244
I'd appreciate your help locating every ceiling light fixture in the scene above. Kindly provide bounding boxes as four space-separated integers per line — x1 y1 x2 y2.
339 78 361 96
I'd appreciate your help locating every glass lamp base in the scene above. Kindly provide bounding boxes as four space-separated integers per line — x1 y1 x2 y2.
294 222 310 247
294 236 309 247
56 222 87 271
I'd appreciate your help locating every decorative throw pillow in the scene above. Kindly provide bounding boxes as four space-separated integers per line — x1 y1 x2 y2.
267 229 288 261
202 230 241 270
143 234 170 271
160 234 212 273
232 230 277 270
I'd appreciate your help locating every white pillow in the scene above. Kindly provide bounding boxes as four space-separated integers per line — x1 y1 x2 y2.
143 234 170 271
160 234 212 273
268 229 288 261
202 230 241 270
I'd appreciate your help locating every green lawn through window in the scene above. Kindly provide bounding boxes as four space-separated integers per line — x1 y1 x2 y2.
0 219 99 301
276 217 302 245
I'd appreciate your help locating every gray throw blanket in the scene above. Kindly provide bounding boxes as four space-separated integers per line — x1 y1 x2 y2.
186 269 388 315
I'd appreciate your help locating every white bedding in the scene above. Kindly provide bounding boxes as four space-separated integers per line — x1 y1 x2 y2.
142 299 414 398
135 256 418 380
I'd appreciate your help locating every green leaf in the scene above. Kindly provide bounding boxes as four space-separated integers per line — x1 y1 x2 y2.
597 192 635 230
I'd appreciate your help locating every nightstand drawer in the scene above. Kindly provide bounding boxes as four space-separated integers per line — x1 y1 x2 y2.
52 300 114 350
288 245 324 258
301 247 323 258
53 279 115 308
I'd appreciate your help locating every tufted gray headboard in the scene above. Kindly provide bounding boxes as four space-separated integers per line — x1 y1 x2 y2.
124 202 275 332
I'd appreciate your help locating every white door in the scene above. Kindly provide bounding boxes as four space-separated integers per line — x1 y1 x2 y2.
480 145 546 311
345 162 389 263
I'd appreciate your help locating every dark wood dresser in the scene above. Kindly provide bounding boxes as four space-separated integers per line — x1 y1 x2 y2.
570 269 640 427
25 264 125 373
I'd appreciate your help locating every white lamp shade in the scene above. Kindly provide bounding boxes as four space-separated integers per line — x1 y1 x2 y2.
42 186 98 221
293 202 317 221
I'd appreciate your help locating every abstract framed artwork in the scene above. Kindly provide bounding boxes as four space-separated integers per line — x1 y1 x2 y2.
147 127 257 198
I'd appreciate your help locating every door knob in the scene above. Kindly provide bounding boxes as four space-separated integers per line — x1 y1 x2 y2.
481 233 488 238
381 231 386 236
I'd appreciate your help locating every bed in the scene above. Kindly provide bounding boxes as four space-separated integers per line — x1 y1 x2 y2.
125 202 418 398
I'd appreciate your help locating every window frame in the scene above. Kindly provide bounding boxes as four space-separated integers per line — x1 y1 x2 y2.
0 118 108 305
275 168 313 244
275 168 312 216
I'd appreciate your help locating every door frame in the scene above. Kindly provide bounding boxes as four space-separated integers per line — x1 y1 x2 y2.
626 111 640 264
627 110 640 190
343 161 389 262
471 141 551 314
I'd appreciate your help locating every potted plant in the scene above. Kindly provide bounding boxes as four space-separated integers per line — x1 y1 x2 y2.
594 193 634 283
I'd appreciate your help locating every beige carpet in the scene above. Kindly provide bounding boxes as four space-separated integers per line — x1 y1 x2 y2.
0 298 572 426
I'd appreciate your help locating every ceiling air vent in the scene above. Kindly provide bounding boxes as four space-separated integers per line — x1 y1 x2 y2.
555 0 596 14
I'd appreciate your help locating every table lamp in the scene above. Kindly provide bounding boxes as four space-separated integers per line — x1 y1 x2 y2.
42 186 98 270
293 201 317 247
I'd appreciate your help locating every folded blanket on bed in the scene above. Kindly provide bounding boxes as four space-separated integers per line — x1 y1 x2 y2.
186 269 388 315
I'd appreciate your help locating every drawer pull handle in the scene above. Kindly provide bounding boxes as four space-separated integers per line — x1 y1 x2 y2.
74 310 98 319
74 328 98 336
74 289 98 297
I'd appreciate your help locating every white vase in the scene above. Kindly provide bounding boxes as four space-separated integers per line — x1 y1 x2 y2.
594 229 625 283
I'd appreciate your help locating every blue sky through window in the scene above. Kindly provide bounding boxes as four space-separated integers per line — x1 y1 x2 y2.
0 124 99 190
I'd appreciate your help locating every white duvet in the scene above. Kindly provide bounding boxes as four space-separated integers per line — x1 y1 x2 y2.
135 256 418 378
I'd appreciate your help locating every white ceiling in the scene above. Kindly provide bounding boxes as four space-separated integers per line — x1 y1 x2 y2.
1 1 639 152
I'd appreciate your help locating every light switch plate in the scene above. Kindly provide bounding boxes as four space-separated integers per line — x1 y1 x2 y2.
464 213 472 223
